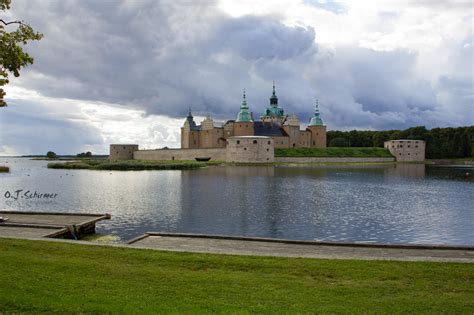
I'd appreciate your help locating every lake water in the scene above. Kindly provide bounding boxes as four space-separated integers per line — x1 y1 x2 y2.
0 158 473 245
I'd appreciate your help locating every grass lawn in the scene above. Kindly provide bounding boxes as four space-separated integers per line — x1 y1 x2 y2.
47 159 211 170
275 147 393 158
0 166 9 173
0 239 473 313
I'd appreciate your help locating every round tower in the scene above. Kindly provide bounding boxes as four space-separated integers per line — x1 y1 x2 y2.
307 99 327 148
235 89 254 136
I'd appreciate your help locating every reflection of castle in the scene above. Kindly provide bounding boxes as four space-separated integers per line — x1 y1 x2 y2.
181 83 327 149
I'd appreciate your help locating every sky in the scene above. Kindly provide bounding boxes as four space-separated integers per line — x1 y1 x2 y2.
0 0 473 155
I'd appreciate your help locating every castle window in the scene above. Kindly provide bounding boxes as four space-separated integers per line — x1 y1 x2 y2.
268 141 271 145
253 140 258 144
237 140 240 144
123 146 126 149
313 141 315 145
244 147 247 150
415 145 418 148
408 145 410 148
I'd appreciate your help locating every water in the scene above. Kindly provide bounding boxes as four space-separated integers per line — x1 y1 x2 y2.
1 158 473 245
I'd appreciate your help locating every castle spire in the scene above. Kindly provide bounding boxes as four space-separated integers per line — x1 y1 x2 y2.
309 99 324 126
236 88 253 122
241 89 248 109
270 81 278 107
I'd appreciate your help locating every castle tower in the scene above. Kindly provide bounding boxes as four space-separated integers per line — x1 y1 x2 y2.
260 81 286 124
307 99 327 148
234 89 254 136
181 107 200 149
283 113 301 148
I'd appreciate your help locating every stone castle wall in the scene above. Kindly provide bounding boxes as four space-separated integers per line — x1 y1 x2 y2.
384 140 425 161
134 148 227 161
275 157 395 163
109 144 139 160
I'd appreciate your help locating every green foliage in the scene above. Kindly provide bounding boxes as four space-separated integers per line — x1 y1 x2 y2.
328 137 350 147
45 151 57 159
0 165 9 172
47 159 208 170
327 126 474 159
0 239 473 313
275 147 393 157
1 0 43 107
76 151 92 158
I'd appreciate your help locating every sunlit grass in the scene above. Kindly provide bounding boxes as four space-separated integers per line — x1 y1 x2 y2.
47 159 209 170
0 239 472 313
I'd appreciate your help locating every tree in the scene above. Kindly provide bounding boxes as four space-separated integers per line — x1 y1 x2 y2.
329 137 350 147
1 0 42 107
46 151 57 159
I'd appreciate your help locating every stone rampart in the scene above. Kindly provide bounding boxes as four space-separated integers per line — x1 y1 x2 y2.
275 157 395 163
134 148 227 161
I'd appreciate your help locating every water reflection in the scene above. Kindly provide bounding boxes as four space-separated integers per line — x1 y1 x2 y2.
0 158 473 245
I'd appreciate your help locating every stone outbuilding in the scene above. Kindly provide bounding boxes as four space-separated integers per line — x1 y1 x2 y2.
109 144 139 160
226 136 274 163
384 140 425 161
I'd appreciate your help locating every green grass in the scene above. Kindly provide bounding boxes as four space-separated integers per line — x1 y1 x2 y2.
0 239 473 313
0 166 9 173
47 159 210 170
275 147 394 157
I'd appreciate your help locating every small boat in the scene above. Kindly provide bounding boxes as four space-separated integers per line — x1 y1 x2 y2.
195 157 211 162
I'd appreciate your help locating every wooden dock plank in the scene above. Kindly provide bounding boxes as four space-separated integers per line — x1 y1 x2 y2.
129 233 474 263
0 211 110 239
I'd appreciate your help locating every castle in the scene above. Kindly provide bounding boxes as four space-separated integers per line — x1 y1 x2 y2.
181 83 327 149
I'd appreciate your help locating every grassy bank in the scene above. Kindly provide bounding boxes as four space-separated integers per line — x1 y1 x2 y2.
275 147 394 157
47 159 209 170
0 239 473 313
0 166 9 173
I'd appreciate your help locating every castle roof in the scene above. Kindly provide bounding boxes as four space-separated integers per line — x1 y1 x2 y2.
253 121 289 137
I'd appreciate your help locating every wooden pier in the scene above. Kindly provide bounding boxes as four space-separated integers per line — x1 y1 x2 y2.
128 232 474 263
0 211 110 239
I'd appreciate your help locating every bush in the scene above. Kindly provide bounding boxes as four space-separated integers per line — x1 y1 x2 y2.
46 151 57 159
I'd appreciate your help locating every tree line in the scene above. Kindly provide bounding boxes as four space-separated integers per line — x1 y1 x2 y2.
327 126 474 159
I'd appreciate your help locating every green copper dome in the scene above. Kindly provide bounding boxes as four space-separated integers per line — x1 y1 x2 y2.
309 99 324 126
261 81 285 118
236 89 253 122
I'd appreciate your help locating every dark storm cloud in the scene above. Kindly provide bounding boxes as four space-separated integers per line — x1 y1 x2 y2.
6 0 474 131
